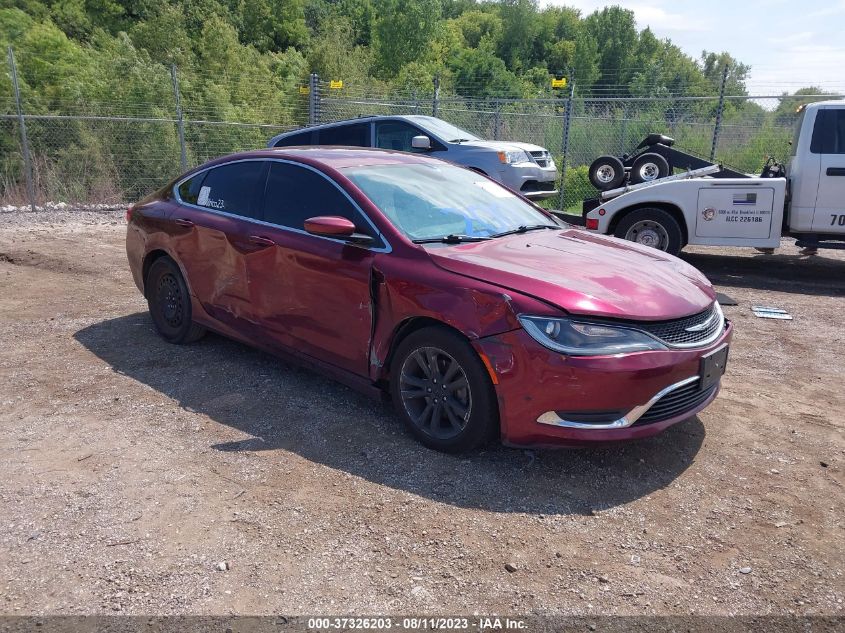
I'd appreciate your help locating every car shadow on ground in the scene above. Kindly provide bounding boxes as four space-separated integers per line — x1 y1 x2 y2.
682 251 845 297
74 313 706 516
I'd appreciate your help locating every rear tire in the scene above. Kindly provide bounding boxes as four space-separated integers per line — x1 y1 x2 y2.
588 155 625 190
614 207 684 256
630 153 670 184
146 257 206 344
390 326 498 453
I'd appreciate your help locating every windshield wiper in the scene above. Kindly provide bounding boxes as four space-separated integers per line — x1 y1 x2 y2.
489 224 560 239
412 234 492 244
448 138 473 143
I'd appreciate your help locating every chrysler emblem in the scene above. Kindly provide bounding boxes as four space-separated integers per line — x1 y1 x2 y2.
685 312 717 332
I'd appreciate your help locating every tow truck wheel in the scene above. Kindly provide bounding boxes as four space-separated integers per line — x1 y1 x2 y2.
614 207 684 255
588 155 625 190
630 153 670 184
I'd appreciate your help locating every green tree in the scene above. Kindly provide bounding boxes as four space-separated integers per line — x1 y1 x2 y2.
372 0 441 76
583 7 638 93
495 0 536 72
701 50 749 96
448 9 502 49
236 0 309 52
448 40 521 97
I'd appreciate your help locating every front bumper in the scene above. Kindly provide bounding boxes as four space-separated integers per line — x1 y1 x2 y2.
473 321 732 447
499 163 558 201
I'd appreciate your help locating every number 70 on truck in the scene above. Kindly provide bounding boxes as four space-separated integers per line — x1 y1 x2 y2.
581 100 845 255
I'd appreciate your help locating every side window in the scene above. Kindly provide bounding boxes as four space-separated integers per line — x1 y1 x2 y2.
317 123 370 147
263 162 375 240
273 129 315 147
810 110 845 155
375 121 423 152
177 173 206 204
833 111 845 154
195 161 266 219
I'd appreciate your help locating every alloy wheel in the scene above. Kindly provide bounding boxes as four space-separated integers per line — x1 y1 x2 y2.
399 347 472 440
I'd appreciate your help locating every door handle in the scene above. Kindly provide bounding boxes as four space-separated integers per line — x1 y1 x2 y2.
248 235 276 247
174 218 194 227
826 167 845 176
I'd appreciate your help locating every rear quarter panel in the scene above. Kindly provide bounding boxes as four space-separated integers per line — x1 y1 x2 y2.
126 199 178 293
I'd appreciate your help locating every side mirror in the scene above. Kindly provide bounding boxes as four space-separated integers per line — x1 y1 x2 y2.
411 135 432 151
303 216 373 245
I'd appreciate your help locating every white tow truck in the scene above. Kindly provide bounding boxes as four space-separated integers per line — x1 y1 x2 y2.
581 100 845 255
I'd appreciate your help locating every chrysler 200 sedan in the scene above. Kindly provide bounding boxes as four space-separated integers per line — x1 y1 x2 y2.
126 148 731 452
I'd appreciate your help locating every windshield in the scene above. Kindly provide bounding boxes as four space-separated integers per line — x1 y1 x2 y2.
411 117 480 143
344 163 557 241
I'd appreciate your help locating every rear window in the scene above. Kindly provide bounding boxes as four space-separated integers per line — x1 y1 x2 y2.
273 130 314 147
317 123 369 147
195 160 266 219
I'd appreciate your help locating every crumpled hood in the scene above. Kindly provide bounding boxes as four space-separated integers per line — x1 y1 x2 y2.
458 139 549 154
426 229 715 320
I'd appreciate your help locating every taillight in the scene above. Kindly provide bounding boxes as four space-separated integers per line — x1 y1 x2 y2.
125 207 133 222
586 218 599 230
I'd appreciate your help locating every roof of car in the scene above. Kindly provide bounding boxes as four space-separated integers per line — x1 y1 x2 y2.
267 114 444 143
206 147 439 170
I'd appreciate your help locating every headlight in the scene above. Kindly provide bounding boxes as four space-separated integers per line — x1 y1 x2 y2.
498 149 531 164
518 316 667 356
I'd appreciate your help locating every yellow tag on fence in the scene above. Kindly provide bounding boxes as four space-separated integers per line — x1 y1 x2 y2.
551 78 567 89
329 80 344 89
299 86 309 95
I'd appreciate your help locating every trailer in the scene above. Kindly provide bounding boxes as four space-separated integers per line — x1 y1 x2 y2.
579 100 845 256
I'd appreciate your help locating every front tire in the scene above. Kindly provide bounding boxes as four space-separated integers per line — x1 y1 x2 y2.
146 257 206 344
614 207 684 255
390 327 498 453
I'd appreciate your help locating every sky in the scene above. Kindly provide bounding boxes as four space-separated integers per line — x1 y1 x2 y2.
547 0 845 96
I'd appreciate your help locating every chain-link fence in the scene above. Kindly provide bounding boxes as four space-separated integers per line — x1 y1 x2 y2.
2 46 841 212
317 83 825 210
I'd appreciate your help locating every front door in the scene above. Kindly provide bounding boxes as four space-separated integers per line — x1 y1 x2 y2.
811 108 845 233
244 161 384 375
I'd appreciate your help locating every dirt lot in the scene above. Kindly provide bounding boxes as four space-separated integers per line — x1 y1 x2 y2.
0 210 843 617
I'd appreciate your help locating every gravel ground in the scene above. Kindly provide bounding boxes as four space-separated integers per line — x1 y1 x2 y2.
0 210 843 617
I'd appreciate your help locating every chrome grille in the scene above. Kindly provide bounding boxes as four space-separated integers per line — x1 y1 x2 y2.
636 303 723 347
529 150 551 168
634 381 717 426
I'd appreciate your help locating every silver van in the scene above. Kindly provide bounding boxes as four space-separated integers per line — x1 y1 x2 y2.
268 115 558 201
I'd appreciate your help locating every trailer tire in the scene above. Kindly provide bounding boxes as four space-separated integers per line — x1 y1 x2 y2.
614 208 684 255
630 153 670 184
588 156 625 190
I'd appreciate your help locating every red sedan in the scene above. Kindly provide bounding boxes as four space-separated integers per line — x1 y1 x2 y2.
126 148 731 452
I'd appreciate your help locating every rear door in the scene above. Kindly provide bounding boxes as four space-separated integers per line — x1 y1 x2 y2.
811 108 845 233
170 160 269 333
243 160 385 374
316 122 372 147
